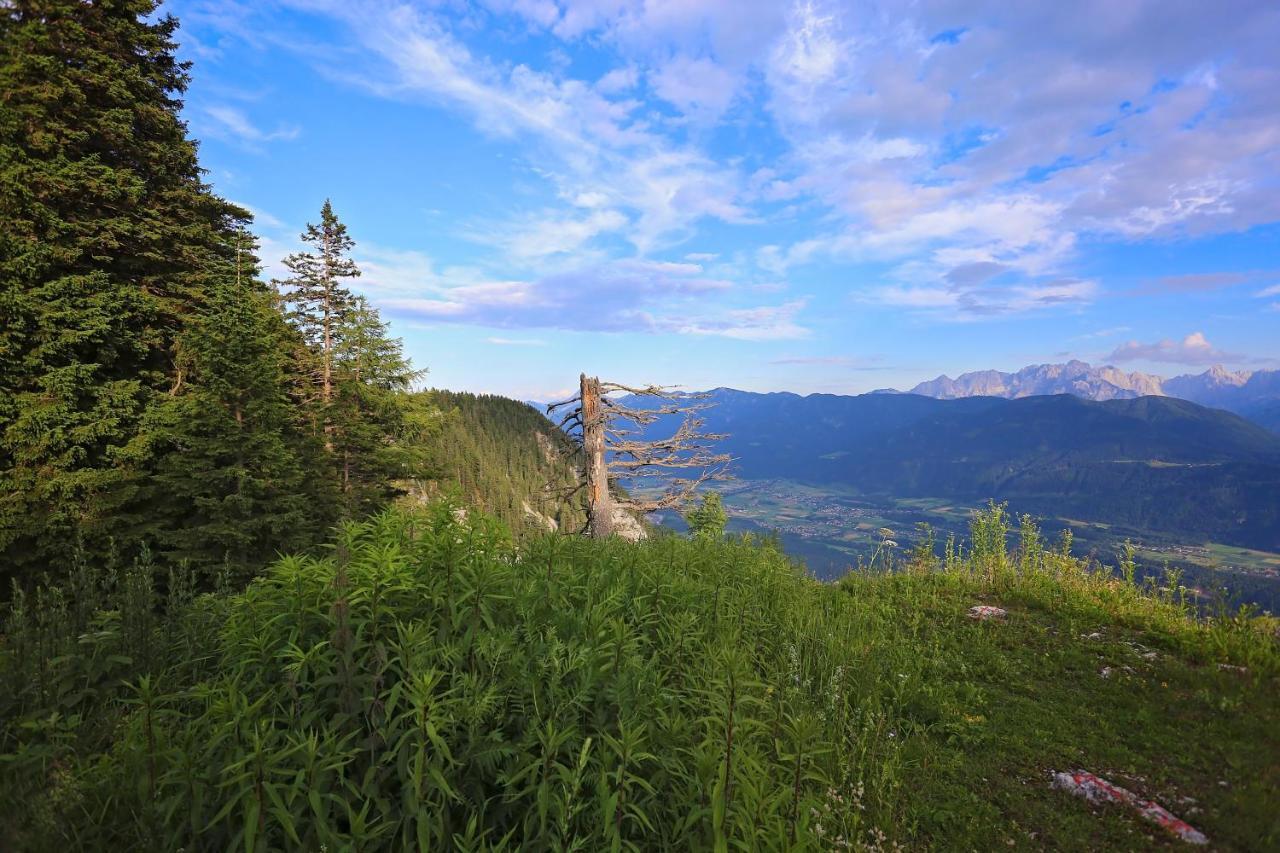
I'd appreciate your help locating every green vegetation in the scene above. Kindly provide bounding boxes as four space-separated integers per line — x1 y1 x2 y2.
2 502 1276 850
408 389 589 537
685 491 728 539
0 1 436 583
2 5 1277 851
709 479 1280 611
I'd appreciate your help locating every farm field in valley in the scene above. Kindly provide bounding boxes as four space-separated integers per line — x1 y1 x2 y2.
658 479 1280 612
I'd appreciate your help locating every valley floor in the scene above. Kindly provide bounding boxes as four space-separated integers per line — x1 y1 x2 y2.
673 478 1280 612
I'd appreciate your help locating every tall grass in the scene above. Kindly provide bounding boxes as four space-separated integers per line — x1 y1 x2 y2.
1 500 1275 850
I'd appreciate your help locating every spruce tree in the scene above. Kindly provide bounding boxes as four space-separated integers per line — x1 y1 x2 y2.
146 230 319 576
331 297 421 513
0 0 250 572
686 491 728 540
275 203 424 514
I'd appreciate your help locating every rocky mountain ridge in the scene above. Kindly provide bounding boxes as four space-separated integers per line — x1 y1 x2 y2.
907 361 1280 431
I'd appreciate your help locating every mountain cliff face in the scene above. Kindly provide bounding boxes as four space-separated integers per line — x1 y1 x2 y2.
909 361 1280 430
910 360 1165 400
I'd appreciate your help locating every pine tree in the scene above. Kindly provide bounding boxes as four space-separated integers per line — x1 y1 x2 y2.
274 199 360 451
0 0 251 572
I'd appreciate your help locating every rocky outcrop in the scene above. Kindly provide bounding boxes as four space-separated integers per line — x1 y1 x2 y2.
610 506 647 541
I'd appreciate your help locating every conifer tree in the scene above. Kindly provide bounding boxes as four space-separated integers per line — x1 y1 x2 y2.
275 199 360 451
145 230 319 575
0 0 251 572
686 491 728 540
330 297 422 512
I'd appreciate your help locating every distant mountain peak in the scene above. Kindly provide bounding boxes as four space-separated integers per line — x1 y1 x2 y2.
1202 364 1252 386
905 360 1278 432
908 360 1164 401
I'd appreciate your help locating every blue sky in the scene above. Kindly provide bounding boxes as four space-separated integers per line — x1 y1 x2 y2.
169 0 1280 400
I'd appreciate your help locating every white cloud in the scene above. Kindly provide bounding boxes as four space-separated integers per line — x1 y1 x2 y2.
319 1 753 255
871 277 1096 319
220 0 1280 341
486 337 548 346
371 256 798 338
769 355 884 367
649 54 739 123
203 105 299 145
670 300 810 341
1107 331 1241 365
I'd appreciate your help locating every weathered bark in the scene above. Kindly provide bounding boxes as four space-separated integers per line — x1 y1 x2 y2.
321 233 334 452
547 373 731 539
581 373 614 538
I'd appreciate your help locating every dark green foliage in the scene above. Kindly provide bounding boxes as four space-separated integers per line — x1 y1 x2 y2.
273 198 359 412
1 501 1276 850
686 491 727 540
276 199 360 356
273 202 422 515
0 0 254 572
331 297 422 513
412 390 588 537
143 234 321 575
0 0 425 586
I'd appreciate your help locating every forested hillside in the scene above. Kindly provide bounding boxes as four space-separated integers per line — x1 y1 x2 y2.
408 391 588 537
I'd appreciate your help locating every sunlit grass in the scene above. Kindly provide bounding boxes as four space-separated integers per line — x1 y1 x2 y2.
2 501 1276 850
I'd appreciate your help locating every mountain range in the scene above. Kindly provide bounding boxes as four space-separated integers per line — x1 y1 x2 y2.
628 389 1280 550
905 361 1280 432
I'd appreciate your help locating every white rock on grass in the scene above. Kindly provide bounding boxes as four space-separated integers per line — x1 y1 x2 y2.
967 605 1007 621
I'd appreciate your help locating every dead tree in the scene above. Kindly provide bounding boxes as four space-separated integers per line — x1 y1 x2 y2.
547 373 731 538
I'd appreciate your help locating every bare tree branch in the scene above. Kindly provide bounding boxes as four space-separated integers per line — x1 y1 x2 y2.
543 373 733 538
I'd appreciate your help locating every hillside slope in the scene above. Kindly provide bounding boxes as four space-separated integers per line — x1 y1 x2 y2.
407 390 588 536
638 390 1280 549
2 503 1275 850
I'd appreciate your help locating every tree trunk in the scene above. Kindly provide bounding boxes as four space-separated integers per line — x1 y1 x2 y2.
321 232 334 453
581 373 614 538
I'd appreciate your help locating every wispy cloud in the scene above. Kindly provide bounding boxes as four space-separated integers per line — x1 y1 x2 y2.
769 355 886 368
203 105 300 145
1073 326 1131 340
1106 331 1241 366
486 337 548 346
314 1 753 256
369 255 803 339
870 277 1097 319
182 0 1280 380
1134 271 1278 295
